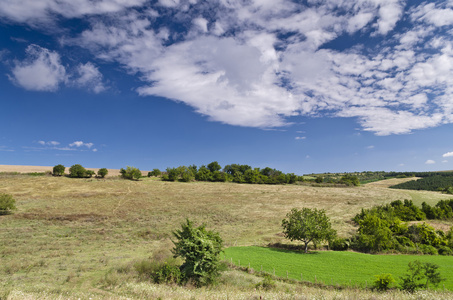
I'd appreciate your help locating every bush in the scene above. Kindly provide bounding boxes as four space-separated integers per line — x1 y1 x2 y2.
0 193 16 215
134 258 181 284
418 244 438 255
69 164 88 178
373 273 395 291
438 246 453 256
172 219 223 286
255 273 275 290
97 168 108 178
52 164 65 176
86 170 95 178
120 166 142 180
330 238 349 251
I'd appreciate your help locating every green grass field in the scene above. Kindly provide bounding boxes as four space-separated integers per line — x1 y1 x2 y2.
224 246 453 290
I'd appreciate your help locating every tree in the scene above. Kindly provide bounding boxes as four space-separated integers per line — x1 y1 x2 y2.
281 208 336 253
86 170 95 178
69 164 88 178
172 219 223 286
120 166 142 180
0 193 16 215
52 164 65 176
148 169 161 177
400 260 444 292
207 161 222 173
97 168 108 178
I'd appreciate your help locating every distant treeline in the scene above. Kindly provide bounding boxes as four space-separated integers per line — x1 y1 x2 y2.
161 162 303 184
390 175 453 193
307 171 453 187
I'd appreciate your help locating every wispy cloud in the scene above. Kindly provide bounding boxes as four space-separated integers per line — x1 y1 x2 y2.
295 136 306 140
425 159 436 165
69 141 94 148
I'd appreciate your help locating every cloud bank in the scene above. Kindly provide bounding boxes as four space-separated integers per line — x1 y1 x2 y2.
2 0 453 135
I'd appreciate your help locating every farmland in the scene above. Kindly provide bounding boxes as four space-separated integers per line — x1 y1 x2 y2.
1 168 453 299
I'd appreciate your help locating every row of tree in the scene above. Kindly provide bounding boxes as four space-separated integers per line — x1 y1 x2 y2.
52 164 108 178
161 162 303 184
390 175 453 193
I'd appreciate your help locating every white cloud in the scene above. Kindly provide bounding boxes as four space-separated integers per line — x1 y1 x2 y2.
425 159 436 165
73 62 106 93
295 136 306 140
366 145 375 149
0 0 146 26
10 45 66 91
69 141 94 148
5 1 453 136
443 152 453 158
38 140 60 146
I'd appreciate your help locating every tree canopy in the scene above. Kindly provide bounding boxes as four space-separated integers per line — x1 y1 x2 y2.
281 208 336 253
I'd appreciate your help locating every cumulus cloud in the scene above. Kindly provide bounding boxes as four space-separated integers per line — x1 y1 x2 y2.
425 159 436 165
443 152 453 158
10 44 66 91
72 62 106 93
3 1 453 135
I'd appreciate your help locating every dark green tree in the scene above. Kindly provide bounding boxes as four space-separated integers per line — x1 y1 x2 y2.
172 219 223 286
52 164 65 176
148 169 161 177
69 164 88 178
282 208 336 253
120 166 142 180
207 161 222 173
97 168 108 178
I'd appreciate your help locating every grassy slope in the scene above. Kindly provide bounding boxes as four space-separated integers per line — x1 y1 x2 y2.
224 246 453 290
1 174 452 298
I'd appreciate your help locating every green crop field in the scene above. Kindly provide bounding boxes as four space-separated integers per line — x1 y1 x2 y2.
224 246 453 290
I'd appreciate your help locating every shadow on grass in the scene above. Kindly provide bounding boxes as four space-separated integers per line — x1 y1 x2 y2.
266 243 322 255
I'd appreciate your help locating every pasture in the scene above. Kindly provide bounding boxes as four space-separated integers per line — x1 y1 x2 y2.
224 246 453 290
1 171 453 299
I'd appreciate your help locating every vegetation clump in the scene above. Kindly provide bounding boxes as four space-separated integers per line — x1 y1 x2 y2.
52 164 65 176
69 164 89 178
0 193 16 215
172 219 223 286
97 168 108 178
400 260 444 292
120 166 142 180
373 273 395 291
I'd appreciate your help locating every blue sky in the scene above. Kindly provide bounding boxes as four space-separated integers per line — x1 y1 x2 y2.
1 0 453 174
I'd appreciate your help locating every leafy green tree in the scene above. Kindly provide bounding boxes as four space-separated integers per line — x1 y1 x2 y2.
0 193 16 215
86 170 95 178
355 214 395 252
281 208 336 253
400 260 444 292
207 161 222 173
340 174 360 186
120 166 142 180
315 176 323 183
52 164 65 176
172 219 223 286
148 169 161 177
69 164 88 178
195 165 212 181
97 168 108 178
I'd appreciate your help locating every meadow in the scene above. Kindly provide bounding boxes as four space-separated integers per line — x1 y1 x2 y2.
224 246 453 289
1 170 453 299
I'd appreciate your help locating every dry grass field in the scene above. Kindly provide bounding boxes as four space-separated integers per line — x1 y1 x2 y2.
1 168 452 299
